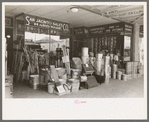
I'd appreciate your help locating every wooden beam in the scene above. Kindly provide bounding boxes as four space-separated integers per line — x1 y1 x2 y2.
132 14 143 24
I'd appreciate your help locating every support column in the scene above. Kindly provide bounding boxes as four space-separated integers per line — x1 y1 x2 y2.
131 23 140 61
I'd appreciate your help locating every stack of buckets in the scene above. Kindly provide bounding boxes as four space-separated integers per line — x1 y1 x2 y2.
105 56 110 84
95 53 103 75
81 47 89 64
70 69 81 92
112 64 117 79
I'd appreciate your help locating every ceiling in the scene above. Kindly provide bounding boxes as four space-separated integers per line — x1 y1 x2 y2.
5 4 144 27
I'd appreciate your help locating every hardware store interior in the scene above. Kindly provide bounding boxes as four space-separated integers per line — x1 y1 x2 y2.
5 4 144 98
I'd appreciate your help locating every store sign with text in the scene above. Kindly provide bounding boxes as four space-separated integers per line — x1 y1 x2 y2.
25 15 70 32
89 22 133 35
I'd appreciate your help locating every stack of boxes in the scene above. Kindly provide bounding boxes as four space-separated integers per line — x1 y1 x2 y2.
125 62 133 80
29 75 39 90
68 78 80 92
125 61 143 80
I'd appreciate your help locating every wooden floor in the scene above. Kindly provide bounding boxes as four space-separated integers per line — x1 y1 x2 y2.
13 77 144 98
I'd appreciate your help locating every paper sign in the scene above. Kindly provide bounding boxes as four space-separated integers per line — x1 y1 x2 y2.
56 85 66 93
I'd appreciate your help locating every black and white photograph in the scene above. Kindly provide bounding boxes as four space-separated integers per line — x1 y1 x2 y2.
2 2 147 120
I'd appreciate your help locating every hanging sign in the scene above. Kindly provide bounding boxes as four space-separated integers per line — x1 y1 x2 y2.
74 28 84 35
25 15 70 32
111 9 143 18
89 26 105 34
125 24 133 32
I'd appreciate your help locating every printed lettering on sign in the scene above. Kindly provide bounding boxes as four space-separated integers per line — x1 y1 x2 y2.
25 15 69 33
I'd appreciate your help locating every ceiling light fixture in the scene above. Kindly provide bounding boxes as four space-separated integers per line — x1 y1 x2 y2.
70 7 79 13
7 35 10 38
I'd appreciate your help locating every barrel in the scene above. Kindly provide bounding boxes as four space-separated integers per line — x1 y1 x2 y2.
117 71 122 80
82 47 89 57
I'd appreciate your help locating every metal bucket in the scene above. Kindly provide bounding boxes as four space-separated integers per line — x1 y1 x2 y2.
48 82 55 94
122 74 127 81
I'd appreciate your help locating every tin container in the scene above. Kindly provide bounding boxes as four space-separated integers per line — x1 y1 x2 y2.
122 74 127 81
